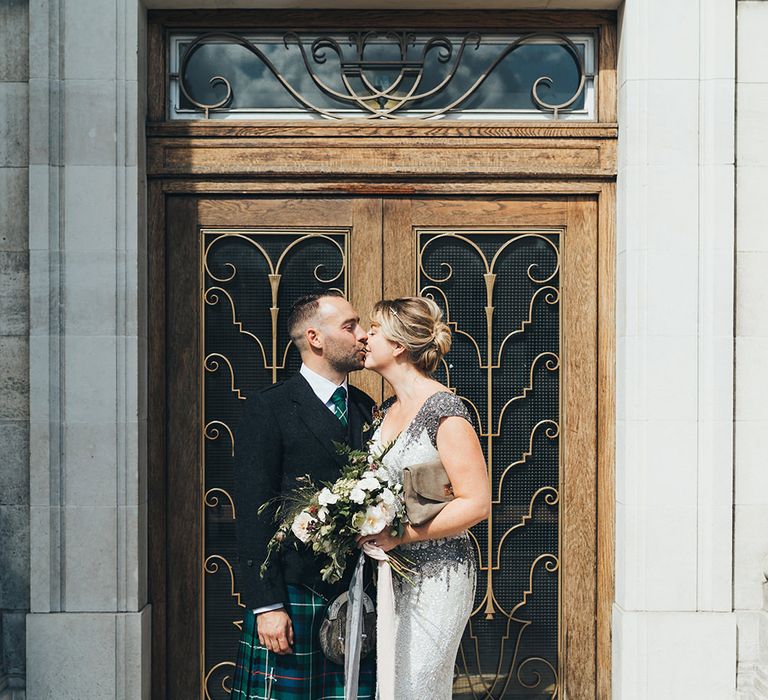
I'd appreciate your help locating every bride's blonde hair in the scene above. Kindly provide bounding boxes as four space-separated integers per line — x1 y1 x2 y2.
371 296 451 374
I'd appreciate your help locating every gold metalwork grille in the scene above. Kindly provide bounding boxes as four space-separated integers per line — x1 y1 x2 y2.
200 228 349 699
198 223 561 698
417 229 562 699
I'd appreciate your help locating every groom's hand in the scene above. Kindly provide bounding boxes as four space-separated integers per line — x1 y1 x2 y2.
257 609 294 655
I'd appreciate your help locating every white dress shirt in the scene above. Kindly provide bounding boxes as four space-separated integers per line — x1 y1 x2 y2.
252 364 348 615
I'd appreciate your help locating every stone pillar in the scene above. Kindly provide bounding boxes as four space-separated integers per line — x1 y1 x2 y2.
735 2 768 698
613 0 738 697
25 1 150 697
0 0 30 698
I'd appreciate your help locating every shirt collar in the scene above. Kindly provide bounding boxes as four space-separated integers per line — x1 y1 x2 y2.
299 363 348 405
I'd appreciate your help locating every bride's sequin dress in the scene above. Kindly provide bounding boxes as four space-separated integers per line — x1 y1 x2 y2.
371 391 478 700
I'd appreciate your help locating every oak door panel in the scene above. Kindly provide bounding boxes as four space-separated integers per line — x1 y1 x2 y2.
383 196 598 698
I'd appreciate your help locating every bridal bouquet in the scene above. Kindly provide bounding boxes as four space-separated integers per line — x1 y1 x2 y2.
259 437 412 584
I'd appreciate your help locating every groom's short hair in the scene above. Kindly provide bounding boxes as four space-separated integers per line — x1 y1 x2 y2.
287 290 346 349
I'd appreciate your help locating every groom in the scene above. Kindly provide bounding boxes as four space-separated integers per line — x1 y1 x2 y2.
230 291 377 699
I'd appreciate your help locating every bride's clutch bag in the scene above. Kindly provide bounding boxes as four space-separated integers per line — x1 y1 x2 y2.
402 458 455 527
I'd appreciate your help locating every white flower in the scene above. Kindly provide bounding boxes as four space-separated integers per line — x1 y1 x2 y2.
318 487 339 507
359 503 389 536
378 490 399 521
291 510 316 543
357 476 381 492
350 486 367 504
317 505 329 522
379 488 396 505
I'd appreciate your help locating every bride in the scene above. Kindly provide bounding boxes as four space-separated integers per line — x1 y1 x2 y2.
356 296 490 699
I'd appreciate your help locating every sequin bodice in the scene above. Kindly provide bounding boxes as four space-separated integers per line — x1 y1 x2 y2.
372 390 473 489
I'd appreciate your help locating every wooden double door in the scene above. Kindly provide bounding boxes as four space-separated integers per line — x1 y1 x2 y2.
156 193 602 699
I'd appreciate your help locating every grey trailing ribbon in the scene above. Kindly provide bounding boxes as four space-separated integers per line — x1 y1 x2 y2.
345 545 395 700
344 552 366 700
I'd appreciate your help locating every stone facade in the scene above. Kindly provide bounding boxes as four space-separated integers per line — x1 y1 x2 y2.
735 3 768 697
0 1 765 698
0 0 29 698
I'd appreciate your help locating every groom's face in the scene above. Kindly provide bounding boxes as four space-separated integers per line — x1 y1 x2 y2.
312 297 369 373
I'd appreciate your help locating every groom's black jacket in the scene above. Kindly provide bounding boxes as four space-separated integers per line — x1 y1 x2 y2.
233 372 376 610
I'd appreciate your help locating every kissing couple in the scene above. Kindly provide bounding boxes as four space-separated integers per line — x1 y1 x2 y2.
230 291 490 699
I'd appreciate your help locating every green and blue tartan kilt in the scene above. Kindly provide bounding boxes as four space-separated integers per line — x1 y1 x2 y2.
231 584 376 700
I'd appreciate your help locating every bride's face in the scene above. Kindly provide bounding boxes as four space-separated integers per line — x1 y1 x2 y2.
364 322 401 372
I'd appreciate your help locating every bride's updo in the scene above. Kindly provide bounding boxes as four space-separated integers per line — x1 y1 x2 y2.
371 296 452 375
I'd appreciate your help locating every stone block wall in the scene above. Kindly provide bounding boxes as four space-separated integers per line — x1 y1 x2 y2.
735 2 768 698
0 1 29 698
613 0 740 697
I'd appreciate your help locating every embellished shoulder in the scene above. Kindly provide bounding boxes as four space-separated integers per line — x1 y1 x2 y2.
418 391 474 447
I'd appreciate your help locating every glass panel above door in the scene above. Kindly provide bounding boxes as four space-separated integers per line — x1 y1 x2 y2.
168 31 596 121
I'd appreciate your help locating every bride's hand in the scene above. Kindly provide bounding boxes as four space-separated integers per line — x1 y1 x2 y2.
356 529 401 552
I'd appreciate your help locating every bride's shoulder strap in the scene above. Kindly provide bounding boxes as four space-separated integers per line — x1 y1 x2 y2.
425 391 474 445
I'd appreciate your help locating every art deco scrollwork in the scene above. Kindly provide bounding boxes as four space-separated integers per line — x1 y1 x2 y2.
204 661 236 700
204 353 246 400
173 30 592 120
204 487 237 518
419 228 561 698
204 555 247 611
201 228 348 698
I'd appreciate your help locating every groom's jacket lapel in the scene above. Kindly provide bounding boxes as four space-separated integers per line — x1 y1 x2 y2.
347 386 374 450
287 373 347 465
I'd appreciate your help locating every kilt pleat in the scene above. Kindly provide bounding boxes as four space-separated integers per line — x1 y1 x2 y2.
231 584 376 700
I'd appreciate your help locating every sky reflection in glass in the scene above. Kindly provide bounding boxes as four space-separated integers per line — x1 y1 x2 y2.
171 33 594 120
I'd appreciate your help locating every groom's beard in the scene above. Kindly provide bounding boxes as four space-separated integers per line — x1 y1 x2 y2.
325 344 366 374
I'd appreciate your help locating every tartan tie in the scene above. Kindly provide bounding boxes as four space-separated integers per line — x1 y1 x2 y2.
331 386 348 428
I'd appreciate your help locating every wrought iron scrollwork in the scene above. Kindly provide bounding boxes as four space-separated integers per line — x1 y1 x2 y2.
419 228 561 698
173 30 592 120
201 228 349 698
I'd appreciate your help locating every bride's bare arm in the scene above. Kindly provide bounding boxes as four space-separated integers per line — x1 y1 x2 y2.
401 415 490 544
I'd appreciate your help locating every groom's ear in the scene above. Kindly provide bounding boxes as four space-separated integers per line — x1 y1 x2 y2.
306 326 323 349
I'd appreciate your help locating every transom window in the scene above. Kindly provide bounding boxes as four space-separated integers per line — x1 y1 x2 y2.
168 30 596 121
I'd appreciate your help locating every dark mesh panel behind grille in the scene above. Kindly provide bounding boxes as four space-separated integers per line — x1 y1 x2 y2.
202 229 347 699
420 230 561 700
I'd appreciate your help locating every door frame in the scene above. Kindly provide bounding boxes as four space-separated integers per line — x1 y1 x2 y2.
146 9 616 699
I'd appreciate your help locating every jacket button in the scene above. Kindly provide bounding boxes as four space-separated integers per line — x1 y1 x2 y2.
246 559 254 566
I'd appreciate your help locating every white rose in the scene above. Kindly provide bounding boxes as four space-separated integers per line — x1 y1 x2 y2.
291 510 316 543
379 499 398 522
317 505 329 522
350 486 367 504
359 503 389 536
357 476 381 492
379 488 396 505
318 487 339 507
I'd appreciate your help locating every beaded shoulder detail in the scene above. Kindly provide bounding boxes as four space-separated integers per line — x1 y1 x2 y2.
382 391 473 448
415 391 473 447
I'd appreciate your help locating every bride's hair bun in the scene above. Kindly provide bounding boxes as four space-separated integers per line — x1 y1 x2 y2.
371 296 452 375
